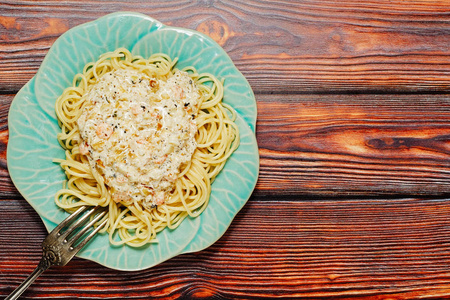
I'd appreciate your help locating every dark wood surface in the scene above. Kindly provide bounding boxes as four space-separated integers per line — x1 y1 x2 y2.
1 1 450 299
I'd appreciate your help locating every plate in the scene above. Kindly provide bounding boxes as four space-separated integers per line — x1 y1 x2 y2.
7 12 259 271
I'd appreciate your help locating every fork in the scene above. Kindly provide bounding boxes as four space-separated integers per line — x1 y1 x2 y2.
5 205 108 300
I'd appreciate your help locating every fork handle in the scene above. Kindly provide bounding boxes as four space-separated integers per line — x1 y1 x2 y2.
5 257 50 300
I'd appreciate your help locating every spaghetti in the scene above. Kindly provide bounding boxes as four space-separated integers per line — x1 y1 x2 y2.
54 48 239 247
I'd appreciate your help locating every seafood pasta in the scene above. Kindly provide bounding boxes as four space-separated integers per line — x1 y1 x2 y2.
54 48 239 247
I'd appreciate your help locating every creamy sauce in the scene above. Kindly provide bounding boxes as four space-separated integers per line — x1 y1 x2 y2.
77 68 201 208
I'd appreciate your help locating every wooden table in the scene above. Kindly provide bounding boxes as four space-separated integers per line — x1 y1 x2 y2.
1 1 450 299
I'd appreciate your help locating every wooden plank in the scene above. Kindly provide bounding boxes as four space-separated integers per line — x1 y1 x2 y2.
256 93 450 196
1 0 450 93
3 93 450 197
2 197 450 299
0 94 14 197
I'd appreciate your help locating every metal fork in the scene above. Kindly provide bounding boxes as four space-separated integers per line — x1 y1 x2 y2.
5 205 108 300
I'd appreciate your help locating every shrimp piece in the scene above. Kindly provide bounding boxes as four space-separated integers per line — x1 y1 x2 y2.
153 154 167 165
96 123 113 139
79 142 89 155
131 104 143 116
172 85 185 100
153 191 165 206
112 191 130 203
166 172 178 182
115 174 128 184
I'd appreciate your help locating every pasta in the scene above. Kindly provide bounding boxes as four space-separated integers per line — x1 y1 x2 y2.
54 48 239 247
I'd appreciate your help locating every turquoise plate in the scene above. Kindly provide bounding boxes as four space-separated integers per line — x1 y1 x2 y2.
7 12 259 271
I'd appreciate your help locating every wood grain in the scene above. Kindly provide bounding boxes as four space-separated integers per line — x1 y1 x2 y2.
1 0 450 93
2 198 450 299
2 1 450 299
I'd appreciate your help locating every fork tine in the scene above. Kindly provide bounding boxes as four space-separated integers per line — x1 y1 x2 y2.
49 205 88 236
57 205 100 241
70 216 108 254
67 208 108 246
